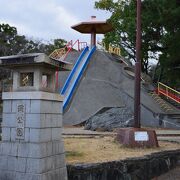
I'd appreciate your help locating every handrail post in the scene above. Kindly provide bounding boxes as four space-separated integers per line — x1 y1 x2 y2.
70 40 73 47
55 71 59 90
78 39 80 51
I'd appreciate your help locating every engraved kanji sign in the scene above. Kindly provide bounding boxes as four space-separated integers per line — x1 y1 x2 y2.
16 104 26 140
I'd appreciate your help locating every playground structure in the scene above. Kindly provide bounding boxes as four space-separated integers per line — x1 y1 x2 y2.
0 28 179 131
0 33 179 131
60 47 180 129
48 38 179 118
48 17 114 111
53 13 179 129
0 16 179 133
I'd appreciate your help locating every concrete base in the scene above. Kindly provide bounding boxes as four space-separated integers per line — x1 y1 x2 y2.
0 141 67 180
0 167 67 180
115 127 159 148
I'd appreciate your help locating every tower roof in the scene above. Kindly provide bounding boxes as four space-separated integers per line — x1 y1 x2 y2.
71 20 113 34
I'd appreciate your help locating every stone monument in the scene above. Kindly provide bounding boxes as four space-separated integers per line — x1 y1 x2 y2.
0 53 68 180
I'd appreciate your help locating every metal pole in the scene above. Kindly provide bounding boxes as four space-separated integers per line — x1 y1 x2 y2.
134 0 141 128
91 31 96 47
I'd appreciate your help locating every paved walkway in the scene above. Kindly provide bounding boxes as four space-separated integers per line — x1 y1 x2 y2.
63 127 115 136
63 127 180 143
157 136 180 143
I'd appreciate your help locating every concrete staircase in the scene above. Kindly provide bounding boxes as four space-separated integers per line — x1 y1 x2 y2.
167 114 180 124
149 92 178 113
162 97 180 109
149 91 180 125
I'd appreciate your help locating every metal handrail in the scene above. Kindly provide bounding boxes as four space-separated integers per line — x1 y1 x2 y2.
63 39 80 61
49 39 88 61
158 82 180 104
49 39 88 90
101 42 121 56
79 42 88 50
108 45 121 56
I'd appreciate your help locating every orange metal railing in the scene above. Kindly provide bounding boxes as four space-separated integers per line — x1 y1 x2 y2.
108 45 121 56
101 42 121 56
49 39 87 61
157 82 180 104
49 39 87 90
49 48 66 60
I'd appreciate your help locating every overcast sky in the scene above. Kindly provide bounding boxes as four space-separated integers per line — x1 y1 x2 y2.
0 0 111 45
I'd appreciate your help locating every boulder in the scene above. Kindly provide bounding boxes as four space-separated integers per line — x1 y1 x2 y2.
84 107 134 131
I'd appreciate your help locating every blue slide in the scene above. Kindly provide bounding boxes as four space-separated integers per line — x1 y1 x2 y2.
61 46 96 111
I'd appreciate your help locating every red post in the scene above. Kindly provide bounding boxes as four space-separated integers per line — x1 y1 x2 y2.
134 0 142 128
55 71 59 90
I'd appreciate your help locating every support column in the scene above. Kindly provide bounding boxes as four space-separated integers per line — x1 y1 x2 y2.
91 30 96 47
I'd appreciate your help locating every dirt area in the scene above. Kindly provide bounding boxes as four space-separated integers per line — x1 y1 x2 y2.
64 136 180 164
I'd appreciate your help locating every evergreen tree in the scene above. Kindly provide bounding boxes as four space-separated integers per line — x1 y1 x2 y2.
95 0 180 87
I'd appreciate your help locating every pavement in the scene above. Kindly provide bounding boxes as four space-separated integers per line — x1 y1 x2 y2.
63 127 180 143
63 127 115 136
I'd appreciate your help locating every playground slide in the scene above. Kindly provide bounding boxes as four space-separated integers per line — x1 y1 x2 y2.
61 46 96 111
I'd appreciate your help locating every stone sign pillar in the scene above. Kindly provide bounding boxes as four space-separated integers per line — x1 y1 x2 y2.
0 53 67 180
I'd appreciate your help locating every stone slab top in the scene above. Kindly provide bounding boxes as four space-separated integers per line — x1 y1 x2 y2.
0 53 72 71
2 91 64 101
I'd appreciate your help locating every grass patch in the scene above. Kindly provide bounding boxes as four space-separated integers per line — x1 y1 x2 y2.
66 151 84 158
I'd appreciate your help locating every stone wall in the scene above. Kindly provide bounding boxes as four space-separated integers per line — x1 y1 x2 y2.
67 150 180 180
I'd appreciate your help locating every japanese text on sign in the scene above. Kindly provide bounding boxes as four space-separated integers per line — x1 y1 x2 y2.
16 104 26 140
